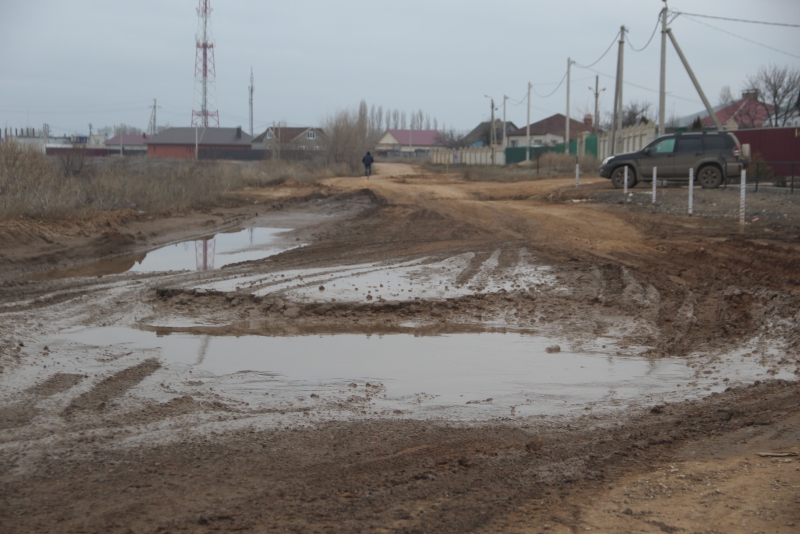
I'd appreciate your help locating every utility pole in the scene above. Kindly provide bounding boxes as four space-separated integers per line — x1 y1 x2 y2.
88 123 92 142
659 1 668 136
502 95 508 148
667 29 722 130
566 58 574 155
526 82 531 162
610 25 626 156
589 76 605 134
248 68 254 137
490 98 496 146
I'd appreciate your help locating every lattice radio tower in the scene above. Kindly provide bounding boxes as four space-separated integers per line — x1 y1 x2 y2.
191 0 219 127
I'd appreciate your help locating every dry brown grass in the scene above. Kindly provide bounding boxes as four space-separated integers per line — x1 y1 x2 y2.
0 141 345 221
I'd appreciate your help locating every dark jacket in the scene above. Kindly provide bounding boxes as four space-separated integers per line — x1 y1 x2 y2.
362 153 374 166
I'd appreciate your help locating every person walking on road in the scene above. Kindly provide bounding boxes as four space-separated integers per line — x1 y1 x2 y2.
362 151 374 178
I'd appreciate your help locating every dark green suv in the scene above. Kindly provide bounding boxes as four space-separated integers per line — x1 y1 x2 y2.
599 131 744 189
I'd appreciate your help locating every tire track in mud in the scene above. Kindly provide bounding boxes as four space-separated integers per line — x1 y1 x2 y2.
0 373 85 431
62 359 161 418
455 251 490 286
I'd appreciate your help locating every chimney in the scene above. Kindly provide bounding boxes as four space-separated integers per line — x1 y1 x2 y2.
236 126 242 139
583 114 593 128
742 89 759 101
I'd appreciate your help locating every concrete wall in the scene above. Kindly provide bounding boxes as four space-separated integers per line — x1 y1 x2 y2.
431 147 505 166
597 123 656 160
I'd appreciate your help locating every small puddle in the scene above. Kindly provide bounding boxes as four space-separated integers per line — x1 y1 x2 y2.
52 327 793 419
33 227 299 279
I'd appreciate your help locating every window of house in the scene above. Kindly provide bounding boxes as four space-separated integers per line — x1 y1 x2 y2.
307 130 316 140
266 131 273 139
314 146 321 151
511 140 518 147
300 146 307 150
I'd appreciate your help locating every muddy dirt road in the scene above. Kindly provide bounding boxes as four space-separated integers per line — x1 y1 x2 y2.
1 163 799 533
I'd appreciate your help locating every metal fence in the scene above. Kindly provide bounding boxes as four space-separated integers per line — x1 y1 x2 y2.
744 161 799 193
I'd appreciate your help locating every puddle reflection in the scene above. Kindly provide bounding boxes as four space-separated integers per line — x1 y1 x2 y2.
30 227 299 279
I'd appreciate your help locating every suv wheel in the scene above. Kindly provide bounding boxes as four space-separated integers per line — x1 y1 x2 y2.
697 165 722 189
611 166 637 189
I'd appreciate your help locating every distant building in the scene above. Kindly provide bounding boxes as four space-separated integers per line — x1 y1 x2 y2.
251 126 325 151
146 127 252 158
506 114 591 148
105 133 149 155
462 119 518 147
374 129 442 155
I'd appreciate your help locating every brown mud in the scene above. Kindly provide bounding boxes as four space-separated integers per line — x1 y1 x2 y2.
1 163 799 532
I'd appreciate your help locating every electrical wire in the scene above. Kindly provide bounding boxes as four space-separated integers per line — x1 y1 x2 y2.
574 31 620 69
681 15 800 60
628 14 661 52
530 70 568 98
672 11 800 28
582 66 702 104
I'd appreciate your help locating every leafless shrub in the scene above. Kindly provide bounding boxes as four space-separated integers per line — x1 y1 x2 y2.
0 142 344 221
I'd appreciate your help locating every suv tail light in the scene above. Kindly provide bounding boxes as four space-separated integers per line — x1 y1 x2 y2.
733 144 741 157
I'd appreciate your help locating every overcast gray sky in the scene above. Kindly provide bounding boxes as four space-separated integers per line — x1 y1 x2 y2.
1 0 798 137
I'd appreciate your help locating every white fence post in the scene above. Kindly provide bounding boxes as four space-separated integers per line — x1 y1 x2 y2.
575 163 579 188
688 168 694 215
740 169 747 227
623 165 628 198
652 167 657 204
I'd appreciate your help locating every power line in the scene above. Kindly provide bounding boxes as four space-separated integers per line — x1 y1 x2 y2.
627 14 660 52
530 70 568 98
672 11 800 28
681 15 800 60
574 31 620 68
582 66 702 104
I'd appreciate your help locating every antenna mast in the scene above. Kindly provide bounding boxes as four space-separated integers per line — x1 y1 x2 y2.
191 0 219 127
147 99 158 135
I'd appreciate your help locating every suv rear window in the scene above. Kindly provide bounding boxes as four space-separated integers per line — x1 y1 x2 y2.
703 136 734 151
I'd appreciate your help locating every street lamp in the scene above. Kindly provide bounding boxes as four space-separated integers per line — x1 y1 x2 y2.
589 77 606 133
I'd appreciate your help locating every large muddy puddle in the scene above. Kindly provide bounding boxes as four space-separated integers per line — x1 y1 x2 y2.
51 327 795 420
36 227 300 279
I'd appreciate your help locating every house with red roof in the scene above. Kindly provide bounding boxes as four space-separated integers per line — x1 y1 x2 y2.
374 129 443 155
506 114 591 148
701 98 772 129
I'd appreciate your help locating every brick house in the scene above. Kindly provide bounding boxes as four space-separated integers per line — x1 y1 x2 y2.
147 127 252 158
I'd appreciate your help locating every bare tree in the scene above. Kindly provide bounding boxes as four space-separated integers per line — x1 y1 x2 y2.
621 100 655 127
433 117 438 131
425 114 431 130
718 85 735 107
400 111 407 129
392 110 399 129
745 64 800 126
434 128 469 149
375 106 383 133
